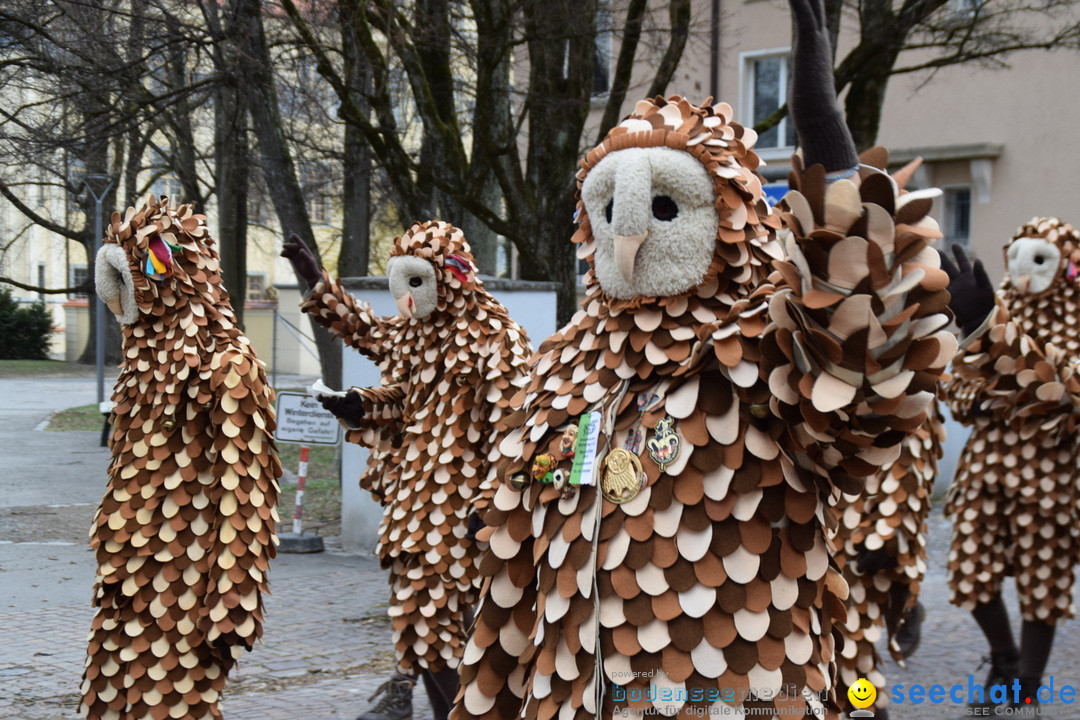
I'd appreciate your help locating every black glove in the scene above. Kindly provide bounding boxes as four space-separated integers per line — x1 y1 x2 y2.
854 543 898 575
938 243 995 336
787 0 858 173
465 512 485 542
281 233 322 290
319 392 365 424
212 635 252 659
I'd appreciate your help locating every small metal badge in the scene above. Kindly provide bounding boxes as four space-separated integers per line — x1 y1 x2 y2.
161 418 176 432
509 473 530 491
600 448 645 504
646 417 680 472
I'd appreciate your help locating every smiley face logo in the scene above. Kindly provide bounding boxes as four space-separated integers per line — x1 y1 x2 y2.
847 678 877 709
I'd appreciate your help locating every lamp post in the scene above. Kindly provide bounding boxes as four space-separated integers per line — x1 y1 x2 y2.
83 174 115 409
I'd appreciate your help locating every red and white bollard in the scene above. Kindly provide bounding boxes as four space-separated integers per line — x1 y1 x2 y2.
292 444 309 535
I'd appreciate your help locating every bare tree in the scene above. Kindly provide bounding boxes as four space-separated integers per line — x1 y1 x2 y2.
279 0 696 323
760 0 1080 150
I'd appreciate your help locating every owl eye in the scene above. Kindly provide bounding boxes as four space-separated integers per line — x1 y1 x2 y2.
409 276 423 288
605 199 614 224
1034 255 1046 265
652 196 678 221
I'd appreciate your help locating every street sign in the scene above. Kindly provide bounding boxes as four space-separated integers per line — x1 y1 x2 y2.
275 392 342 446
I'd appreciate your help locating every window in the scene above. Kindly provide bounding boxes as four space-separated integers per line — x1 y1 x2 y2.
593 4 613 96
70 265 88 298
949 0 980 20
741 51 797 151
246 273 267 301
37 262 45 297
300 161 332 226
943 187 972 248
309 193 331 226
149 147 183 201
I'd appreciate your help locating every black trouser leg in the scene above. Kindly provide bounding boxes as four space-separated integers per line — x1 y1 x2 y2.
1017 619 1056 705
972 595 1019 663
421 667 459 720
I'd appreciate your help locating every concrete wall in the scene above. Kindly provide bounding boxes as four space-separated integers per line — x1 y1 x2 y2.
338 276 560 554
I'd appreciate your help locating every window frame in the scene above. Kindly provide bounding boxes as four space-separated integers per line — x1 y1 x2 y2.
941 184 974 250
739 47 796 162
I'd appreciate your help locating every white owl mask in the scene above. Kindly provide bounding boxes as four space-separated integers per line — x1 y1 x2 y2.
581 147 720 300
95 243 138 325
1006 236 1062 295
387 255 438 319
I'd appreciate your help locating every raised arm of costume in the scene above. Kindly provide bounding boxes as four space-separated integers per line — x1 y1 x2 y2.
949 300 1080 435
300 270 401 361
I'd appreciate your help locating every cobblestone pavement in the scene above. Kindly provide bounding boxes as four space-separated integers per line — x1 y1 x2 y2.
3 376 1079 720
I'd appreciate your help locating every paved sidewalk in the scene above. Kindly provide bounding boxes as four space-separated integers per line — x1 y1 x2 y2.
2 375 1079 720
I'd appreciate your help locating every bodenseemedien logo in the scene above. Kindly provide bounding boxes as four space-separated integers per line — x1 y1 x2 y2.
847 678 877 717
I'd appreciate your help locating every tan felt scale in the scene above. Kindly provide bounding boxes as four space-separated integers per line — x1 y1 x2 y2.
451 98 957 720
946 217 1080 623
301 221 534 673
81 196 281 720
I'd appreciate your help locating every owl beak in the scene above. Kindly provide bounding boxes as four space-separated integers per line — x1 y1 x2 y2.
396 292 415 318
105 296 124 317
614 231 649 283
1012 275 1031 293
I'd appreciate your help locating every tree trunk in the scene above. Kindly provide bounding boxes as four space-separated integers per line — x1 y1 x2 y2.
229 0 342 386
338 0 371 277
522 0 597 324
215 81 249 327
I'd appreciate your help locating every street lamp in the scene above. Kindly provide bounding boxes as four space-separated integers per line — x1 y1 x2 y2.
83 174 115 411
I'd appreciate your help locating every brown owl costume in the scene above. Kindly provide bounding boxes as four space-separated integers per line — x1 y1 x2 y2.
450 91 957 720
295 221 533 718
833 406 943 716
945 216 1080 708
82 196 280 720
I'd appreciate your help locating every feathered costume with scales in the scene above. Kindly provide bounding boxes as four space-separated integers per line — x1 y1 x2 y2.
81 196 280 720
451 97 956 720
946 217 1080 623
300 220 533 674
833 406 942 713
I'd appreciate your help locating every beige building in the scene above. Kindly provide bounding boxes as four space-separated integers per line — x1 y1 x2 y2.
641 0 1080 284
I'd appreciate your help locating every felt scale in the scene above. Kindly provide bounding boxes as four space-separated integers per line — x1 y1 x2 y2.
81 196 280 720
300 221 534 674
946 216 1080 624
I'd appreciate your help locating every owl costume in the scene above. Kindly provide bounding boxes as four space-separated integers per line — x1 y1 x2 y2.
945 216 1080 709
82 196 280 720
449 89 957 720
833 406 943 717
296 221 533 718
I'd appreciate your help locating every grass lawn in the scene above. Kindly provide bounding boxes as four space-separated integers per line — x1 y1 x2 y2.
277 443 342 537
0 359 94 378
47 403 104 431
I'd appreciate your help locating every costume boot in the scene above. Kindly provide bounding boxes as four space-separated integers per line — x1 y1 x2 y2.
968 597 1019 712
358 672 415 720
1012 619 1056 717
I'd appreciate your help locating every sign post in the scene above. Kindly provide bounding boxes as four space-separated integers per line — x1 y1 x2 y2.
274 392 342 553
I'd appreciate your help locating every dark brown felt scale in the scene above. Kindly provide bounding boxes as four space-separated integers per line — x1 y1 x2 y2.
451 98 957 720
80 196 281 720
